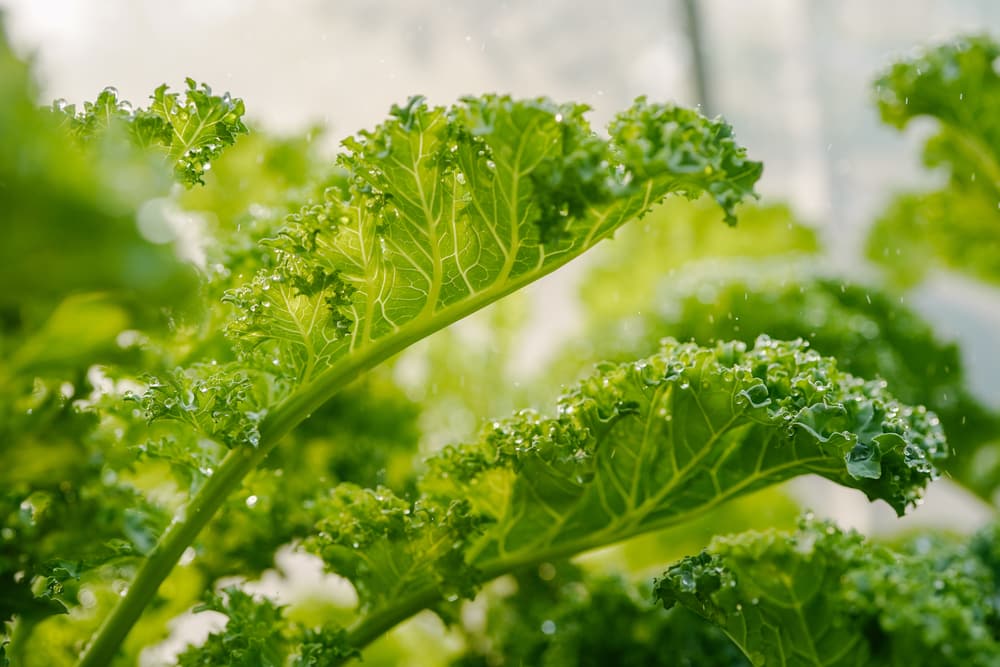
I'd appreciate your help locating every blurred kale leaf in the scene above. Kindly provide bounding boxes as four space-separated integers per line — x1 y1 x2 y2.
868 35 1000 285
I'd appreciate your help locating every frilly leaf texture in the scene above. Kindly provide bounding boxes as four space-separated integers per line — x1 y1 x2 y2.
306 337 945 642
225 95 760 383
148 95 761 447
870 35 1000 284
54 78 248 186
655 518 1000 666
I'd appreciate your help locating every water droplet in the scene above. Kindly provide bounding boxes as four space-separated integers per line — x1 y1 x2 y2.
180 547 197 565
245 495 259 508
102 86 119 100
541 620 557 635
455 172 466 185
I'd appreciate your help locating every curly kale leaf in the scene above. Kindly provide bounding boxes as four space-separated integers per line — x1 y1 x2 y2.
452 571 748 667
568 262 999 500
148 94 761 448
304 337 944 651
177 587 288 667
869 35 1000 285
177 587 357 667
228 94 760 384
876 34 1000 191
54 78 248 186
656 518 1000 666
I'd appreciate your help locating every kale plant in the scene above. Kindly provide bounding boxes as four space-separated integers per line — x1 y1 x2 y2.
2 19 999 667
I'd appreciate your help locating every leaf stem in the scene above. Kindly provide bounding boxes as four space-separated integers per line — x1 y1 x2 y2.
76 445 264 667
75 238 604 666
338 487 758 663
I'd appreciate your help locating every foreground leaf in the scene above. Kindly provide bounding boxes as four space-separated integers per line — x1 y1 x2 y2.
565 262 999 500
305 337 945 653
76 94 764 667
216 95 762 398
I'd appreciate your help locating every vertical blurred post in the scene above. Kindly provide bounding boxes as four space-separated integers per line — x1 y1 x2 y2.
680 0 712 115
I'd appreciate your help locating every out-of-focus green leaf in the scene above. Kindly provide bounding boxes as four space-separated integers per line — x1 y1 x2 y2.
868 35 1000 285
190 372 423 581
868 189 1000 286
55 78 248 187
0 17 246 656
452 573 748 667
177 586 359 667
580 198 817 324
178 587 289 667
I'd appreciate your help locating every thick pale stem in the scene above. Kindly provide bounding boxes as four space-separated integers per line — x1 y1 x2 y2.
83 154 694 667
76 446 265 667
74 203 638 666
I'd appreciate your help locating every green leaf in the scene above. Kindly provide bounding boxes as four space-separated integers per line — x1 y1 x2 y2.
305 337 944 651
579 198 818 325
178 588 288 667
153 94 761 448
875 35 1000 194
56 78 248 187
869 35 1000 285
867 189 1000 286
655 518 1000 666
293 627 360 666
234 94 759 384
452 572 749 667
0 572 67 625
569 264 998 499
178 587 360 667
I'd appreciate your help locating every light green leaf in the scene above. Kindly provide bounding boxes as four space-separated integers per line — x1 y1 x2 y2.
562 260 1000 501
56 78 248 186
160 94 761 446
305 337 945 652
869 35 1000 285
